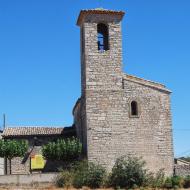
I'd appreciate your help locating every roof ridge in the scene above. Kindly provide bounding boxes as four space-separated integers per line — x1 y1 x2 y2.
6 126 65 128
2 126 73 137
123 74 171 93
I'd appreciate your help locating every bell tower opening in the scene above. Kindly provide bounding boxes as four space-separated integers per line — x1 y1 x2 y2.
97 23 109 51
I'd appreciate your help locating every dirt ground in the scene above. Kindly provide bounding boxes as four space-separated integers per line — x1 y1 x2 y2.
0 186 58 190
0 187 97 190
0 187 114 190
0 185 57 190
0 187 104 190
0 187 189 190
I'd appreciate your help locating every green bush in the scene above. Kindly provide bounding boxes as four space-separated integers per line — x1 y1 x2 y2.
42 137 82 161
109 156 148 188
164 177 173 189
55 170 73 188
164 176 184 189
145 169 165 188
55 173 65 187
183 175 190 188
172 176 184 188
73 160 106 188
0 139 28 159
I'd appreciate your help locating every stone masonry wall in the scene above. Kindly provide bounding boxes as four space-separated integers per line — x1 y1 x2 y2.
74 10 174 176
82 17 123 92
73 98 87 154
122 79 174 175
83 82 174 175
174 164 190 176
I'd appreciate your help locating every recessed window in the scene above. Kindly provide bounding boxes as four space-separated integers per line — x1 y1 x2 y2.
97 23 109 51
131 101 138 116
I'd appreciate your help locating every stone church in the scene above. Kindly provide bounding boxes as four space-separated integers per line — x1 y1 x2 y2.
73 9 174 175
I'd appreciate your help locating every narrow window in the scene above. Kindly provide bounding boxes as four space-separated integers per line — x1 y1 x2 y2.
131 101 138 116
97 23 109 51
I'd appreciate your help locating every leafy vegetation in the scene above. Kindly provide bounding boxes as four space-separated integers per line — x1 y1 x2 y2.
42 137 82 161
0 139 29 174
72 160 106 188
164 177 173 189
54 160 106 188
109 156 148 188
0 139 28 159
55 170 73 188
184 175 190 188
53 155 190 189
145 169 165 188
172 176 184 188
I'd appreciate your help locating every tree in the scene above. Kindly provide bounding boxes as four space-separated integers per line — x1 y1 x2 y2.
0 139 28 174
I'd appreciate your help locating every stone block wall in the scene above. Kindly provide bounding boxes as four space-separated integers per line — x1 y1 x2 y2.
74 79 174 175
122 78 174 175
74 9 174 176
81 16 123 93
174 164 190 176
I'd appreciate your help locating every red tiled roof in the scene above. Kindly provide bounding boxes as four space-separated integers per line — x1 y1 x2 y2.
2 126 65 137
77 9 125 26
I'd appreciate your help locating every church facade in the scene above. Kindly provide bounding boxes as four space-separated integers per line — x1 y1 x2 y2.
73 9 174 175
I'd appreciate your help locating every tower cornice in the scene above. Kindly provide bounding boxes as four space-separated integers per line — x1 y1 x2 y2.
77 9 125 26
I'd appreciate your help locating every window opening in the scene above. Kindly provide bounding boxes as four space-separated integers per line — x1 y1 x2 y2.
97 23 109 51
131 101 138 116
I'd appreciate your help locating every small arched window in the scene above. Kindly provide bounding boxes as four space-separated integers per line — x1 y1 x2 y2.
97 23 109 51
131 101 138 116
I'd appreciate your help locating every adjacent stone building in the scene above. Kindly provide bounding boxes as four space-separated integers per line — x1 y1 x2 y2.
2 126 75 174
73 9 174 175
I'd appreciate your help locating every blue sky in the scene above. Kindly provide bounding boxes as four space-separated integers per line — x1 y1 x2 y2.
0 0 190 157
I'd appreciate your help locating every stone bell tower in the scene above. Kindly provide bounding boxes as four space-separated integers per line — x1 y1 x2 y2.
75 9 126 169
77 9 125 94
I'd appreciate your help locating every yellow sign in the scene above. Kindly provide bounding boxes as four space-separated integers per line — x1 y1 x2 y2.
31 154 45 170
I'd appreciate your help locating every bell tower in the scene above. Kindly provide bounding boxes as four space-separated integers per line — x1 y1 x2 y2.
77 9 125 95
76 9 126 168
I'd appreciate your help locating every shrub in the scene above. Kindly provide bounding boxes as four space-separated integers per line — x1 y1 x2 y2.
42 137 82 161
86 162 106 188
55 170 73 188
109 156 148 188
73 160 106 188
55 174 65 187
172 176 184 188
145 169 165 188
164 177 173 189
183 175 190 188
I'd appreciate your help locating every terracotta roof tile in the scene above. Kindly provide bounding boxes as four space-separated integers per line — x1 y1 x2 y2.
2 126 65 137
